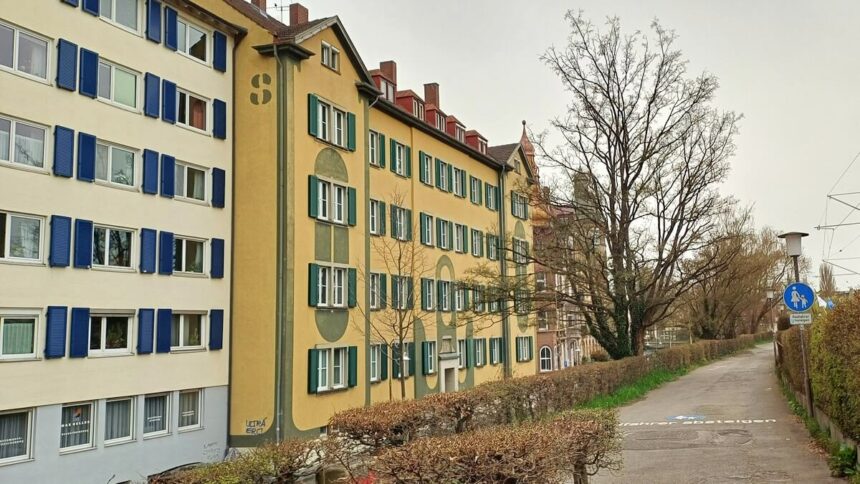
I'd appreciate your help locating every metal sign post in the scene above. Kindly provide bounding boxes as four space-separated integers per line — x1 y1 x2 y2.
783 273 815 418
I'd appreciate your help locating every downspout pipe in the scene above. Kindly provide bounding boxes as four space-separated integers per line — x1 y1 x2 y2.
273 43 284 443
498 168 512 378
226 34 238 451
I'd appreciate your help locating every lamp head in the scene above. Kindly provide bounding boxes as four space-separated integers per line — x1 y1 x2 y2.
778 231 808 257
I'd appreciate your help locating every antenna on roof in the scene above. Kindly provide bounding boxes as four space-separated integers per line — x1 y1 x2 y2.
270 2 288 24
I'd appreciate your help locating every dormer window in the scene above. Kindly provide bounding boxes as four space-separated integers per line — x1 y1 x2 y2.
455 126 465 142
435 113 446 131
412 99 424 119
478 139 487 154
380 80 396 102
321 42 339 71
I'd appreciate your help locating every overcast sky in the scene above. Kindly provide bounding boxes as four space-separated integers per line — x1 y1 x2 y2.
268 0 860 290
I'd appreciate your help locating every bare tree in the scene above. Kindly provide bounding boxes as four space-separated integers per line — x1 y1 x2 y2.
818 263 836 300
533 12 741 357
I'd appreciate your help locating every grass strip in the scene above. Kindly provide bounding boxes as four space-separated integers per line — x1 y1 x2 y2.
577 367 689 410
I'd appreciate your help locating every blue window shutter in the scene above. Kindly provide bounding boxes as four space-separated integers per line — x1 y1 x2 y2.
82 0 99 15
308 349 319 394
69 307 90 358
76 132 95 182
212 168 226 208
209 309 224 350
45 306 68 358
156 308 172 353
138 308 155 354
160 154 175 197
213 99 226 139
78 48 98 98
142 149 159 194
60 0 79 6
53 126 74 177
146 0 162 43
161 79 176 123
140 228 157 273
56 39 78 91
158 231 174 275
49 215 72 267
210 238 224 279
213 31 227 72
346 112 356 151
164 7 178 51
73 219 93 269
144 73 160 118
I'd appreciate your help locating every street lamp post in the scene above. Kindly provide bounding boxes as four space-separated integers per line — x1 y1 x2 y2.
766 290 776 364
777 232 814 417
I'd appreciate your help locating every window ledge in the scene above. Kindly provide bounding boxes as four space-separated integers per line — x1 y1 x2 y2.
170 347 207 354
177 123 212 138
0 258 45 267
0 159 50 175
104 437 136 448
87 352 134 359
0 65 51 86
315 307 349 313
177 50 212 69
98 16 143 37
94 180 140 194
143 431 171 441
173 271 208 279
178 425 203 434
175 196 210 207
0 456 33 468
0 356 40 363
59 445 96 456
92 265 136 274
96 97 141 115
312 136 349 152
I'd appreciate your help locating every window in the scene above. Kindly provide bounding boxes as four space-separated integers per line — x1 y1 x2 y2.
455 287 465 311
317 265 348 308
490 338 501 365
93 226 133 268
453 224 464 253
314 179 349 225
452 168 465 197
173 237 204 274
177 17 208 62
177 90 207 131
0 409 32 463
0 115 46 168
425 341 436 374
332 267 346 307
539 346 553 372
143 394 169 436
393 142 405 176
517 336 532 362
178 390 201 430
0 22 48 80
513 238 528 265
421 153 432 185
392 275 410 310
457 339 466 369
0 312 36 359
369 131 379 166
478 139 487 154
422 278 434 311
438 281 451 311
369 344 381 382
380 79 395 102
317 180 329 220
536 272 546 291
318 101 330 142
98 60 137 109
487 235 498 261
438 220 449 249
0 211 42 262
332 347 346 388
471 230 483 257
317 347 349 391
321 42 339 71
317 348 329 392
393 207 406 241
104 397 134 444
473 287 484 312
369 273 381 310
333 185 346 224
435 113 446 131
470 177 481 204
315 101 348 148
89 314 132 355
437 160 449 189
454 125 465 142
420 213 433 246
318 266 330 306
174 162 206 201
171 313 204 349
95 142 135 187
393 342 409 378
60 402 94 451
370 199 380 235
512 192 529 219
474 339 485 367
486 185 499 211
412 99 424 119
537 311 548 330
100 0 139 31
333 109 345 147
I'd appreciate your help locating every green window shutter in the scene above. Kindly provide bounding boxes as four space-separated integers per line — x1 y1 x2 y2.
419 152 427 184
380 274 388 308
515 338 522 362
347 187 357 226
420 214 427 244
524 196 530 219
391 276 400 309
390 205 398 239
500 337 507 363
435 218 443 248
467 339 475 368
405 146 412 178
308 263 319 306
436 280 444 310
392 343 401 378
529 337 534 360
346 112 356 151
486 235 492 259
308 94 319 137
479 231 484 257
408 342 416 376
406 278 414 309
446 164 453 192
459 171 466 197
348 268 357 307
462 226 469 254
482 339 488 366
447 221 454 250
380 345 389 380
308 349 319 394
308 175 319 218
405 209 413 241
378 134 386 168
435 159 442 189
379 201 387 236
422 341 431 375
420 278 428 309
348 346 358 387
389 139 397 173
478 181 483 204
485 183 491 208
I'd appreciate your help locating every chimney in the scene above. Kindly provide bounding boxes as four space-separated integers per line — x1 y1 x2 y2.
380 60 397 84
289 3 309 26
250 0 266 10
424 83 439 107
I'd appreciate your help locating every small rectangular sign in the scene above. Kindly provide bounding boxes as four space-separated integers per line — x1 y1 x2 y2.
790 313 812 325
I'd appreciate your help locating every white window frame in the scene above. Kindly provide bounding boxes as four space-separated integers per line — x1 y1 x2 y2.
426 341 436 374
369 131 379 166
333 184 346 224
470 177 481 204
439 281 451 311
438 160 448 189
369 273 380 310
517 336 530 362
60 401 95 452
104 396 135 445
176 88 209 132
178 389 202 431
317 348 330 392
317 100 330 142
369 199 379 235
0 114 49 170
471 231 482 257
317 346 350 392
423 279 435 311
380 79 395 102
478 139 487 154
412 99 424 119
458 339 466 369
393 143 405 176
473 288 484 312
487 235 498 261
143 393 170 437
88 313 133 356
0 211 44 263
0 310 38 360
536 272 546 291
92 225 134 269
537 311 549 331
173 236 206 274
436 113 445 131
475 340 484 367
452 168 462 196
0 408 33 464
315 178 349 225
421 214 433 245
333 109 346 147
174 161 207 202
97 59 139 111
317 264 349 309
95 140 136 189
453 224 464 252
317 179 330 221
394 207 406 241
421 153 432 184
455 125 465 142
332 267 346 308
513 238 528 264
539 346 553 372
486 185 498 210
0 21 50 82
439 221 449 249
490 338 500 365
395 276 409 310
99 0 141 33
321 41 340 71
170 312 205 350
176 15 210 65
369 344 380 382
318 266 330 306
332 347 347 389
455 287 464 311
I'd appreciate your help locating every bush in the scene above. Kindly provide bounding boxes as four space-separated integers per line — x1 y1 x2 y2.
590 349 610 362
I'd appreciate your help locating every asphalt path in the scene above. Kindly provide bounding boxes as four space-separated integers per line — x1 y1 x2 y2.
593 344 839 483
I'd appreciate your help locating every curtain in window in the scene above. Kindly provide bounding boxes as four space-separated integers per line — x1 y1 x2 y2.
17 33 46 79
13 124 44 167
144 396 166 434
9 217 39 259
189 169 204 199
189 97 206 130
2 318 34 355
0 411 28 459
105 399 132 441
178 391 199 428
0 118 10 161
60 404 91 448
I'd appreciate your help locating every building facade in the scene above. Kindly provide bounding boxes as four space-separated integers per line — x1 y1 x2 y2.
0 0 237 481
192 0 538 444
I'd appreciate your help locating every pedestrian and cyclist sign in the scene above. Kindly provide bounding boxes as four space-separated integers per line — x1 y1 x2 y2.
783 283 815 312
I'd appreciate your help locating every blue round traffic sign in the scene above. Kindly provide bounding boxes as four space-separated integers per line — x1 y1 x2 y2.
783 283 815 313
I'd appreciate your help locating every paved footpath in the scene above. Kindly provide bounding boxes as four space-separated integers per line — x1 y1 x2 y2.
593 344 839 484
